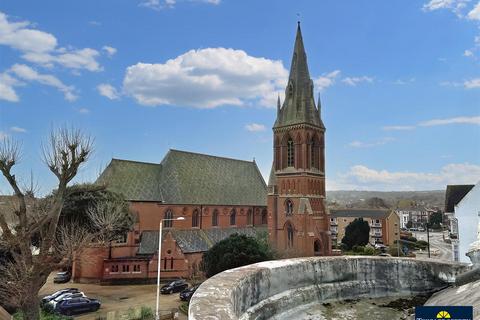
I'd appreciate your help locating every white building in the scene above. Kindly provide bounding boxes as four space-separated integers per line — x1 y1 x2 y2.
445 183 480 263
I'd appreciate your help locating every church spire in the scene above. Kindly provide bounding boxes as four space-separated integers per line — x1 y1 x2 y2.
277 94 281 114
273 23 323 129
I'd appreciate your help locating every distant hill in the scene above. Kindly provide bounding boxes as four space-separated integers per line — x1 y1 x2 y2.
326 190 445 209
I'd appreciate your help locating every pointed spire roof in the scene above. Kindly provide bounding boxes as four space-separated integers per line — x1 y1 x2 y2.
274 22 324 129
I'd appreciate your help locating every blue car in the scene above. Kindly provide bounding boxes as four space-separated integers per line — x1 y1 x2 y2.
54 297 100 316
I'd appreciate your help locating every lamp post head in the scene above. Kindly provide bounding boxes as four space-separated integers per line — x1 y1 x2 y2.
176 217 186 221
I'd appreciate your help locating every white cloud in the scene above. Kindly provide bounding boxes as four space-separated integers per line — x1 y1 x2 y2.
245 123 266 132
394 78 415 85
0 11 102 72
422 0 470 16
419 116 480 126
314 70 341 91
97 83 120 100
10 64 77 101
10 126 26 133
78 108 90 114
468 1 480 19
102 46 117 57
382 125 416 131
123 47 288 108
139 0 220 10
88 21 101 26
464 49 474 56
0 72 21 102
342 76 374 86
331 163 480 191
348 137 394 148
464 78 480 88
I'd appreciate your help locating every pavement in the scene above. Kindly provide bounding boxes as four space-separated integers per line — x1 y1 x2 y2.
40 273 188 319
412 230 452 261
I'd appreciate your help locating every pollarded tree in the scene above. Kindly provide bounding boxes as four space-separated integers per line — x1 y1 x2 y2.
341 218 370 250
0 127 133 320
202 233 274 278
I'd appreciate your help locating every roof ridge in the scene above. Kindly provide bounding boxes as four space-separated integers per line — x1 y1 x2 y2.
168 149 255 164
111 158 161 166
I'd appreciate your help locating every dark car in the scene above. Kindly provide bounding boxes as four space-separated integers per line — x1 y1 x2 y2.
55 297 100 316
179 285 199 301
53 271 71 284
41 288 79 307
160 280 188 294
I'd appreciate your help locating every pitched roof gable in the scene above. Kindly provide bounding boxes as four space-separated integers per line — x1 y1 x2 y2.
97 149 267 206
445 184 475 213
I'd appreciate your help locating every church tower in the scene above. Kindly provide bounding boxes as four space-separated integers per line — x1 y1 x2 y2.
267 23 331 257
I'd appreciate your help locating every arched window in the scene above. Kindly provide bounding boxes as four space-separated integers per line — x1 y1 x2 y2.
212 209 219 227
192 209 199 228
230 209 236 226
164 209 173 228
287 223 294 248
247 209 253 226
261 209 268 225
287 137 294 167
310 137 316 169
285 199 294 216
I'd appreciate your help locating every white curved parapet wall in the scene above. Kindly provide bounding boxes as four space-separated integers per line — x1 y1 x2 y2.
189 256 469 320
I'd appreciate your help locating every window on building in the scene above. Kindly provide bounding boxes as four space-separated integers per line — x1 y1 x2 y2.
122 265 130 273
114 233 128 244
287 223 294 248
110 265 119 273
287 137 294 167
230 209 236 226
164 209 173 228
285 199 294 215
247 209 253 225
133 265 141 273
192 209 199 228
171 257 174 269
310 138 316 168
261 209 268 225
212 209 219 227
375 219 380 224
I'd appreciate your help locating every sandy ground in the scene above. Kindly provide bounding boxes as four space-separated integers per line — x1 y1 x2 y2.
40 273 188 319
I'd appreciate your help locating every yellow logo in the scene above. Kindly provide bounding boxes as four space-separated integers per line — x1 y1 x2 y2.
436 311 451 319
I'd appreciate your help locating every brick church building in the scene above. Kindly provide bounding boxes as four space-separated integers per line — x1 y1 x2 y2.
267 23 331 257
73 23 331 283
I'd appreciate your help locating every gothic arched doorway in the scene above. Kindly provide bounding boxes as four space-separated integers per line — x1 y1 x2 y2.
314 239 322 256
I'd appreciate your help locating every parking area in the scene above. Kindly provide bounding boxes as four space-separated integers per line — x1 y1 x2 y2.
40 273 188 319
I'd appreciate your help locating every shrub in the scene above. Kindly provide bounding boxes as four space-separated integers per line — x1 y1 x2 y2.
179 302 189 315
140 306 154 320
202 233 274 278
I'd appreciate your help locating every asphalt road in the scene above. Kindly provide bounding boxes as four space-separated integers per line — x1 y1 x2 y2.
412 231 452 261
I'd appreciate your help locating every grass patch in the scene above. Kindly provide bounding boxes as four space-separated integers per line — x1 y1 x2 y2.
179 302 189 315
14 310 72 320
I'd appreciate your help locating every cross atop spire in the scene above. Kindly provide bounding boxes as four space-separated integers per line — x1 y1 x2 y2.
274 23 324 129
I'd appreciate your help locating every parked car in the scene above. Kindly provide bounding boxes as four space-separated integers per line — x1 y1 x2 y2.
41 288 79 307
46 292 86 311
179 285 199 301
55 297 101 316
160 280 188 294
53 271 71 284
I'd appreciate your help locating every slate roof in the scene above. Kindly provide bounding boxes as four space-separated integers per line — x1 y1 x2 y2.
445 185 475 213
274 23 324 129
97 149 267 206
330 209 391 219
138 227 267 254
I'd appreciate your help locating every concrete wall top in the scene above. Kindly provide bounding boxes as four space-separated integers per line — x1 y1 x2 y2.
189 256 469 320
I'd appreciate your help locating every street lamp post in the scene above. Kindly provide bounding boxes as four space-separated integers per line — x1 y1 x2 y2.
156 216 185 320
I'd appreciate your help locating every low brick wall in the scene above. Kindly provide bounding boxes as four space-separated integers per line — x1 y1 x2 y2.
189 256 469 320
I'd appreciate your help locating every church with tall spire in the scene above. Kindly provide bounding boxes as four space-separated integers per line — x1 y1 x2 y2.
268 22 331 257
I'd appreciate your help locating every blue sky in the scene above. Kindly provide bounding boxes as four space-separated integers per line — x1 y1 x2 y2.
0 0 479 193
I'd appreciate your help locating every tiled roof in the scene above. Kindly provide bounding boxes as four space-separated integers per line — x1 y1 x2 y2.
445 185 475 213
330 209 391 219
138 227 267 254
97 149 267 206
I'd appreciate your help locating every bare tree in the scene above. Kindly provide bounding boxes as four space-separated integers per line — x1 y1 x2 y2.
0 128 93 320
